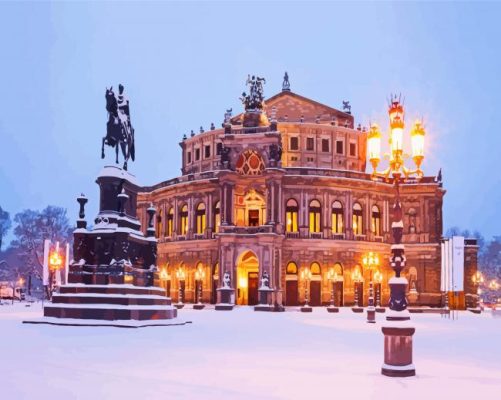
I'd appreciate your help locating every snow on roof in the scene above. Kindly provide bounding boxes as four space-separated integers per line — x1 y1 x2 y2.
97 165 139 185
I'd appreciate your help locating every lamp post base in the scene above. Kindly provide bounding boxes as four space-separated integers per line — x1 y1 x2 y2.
327 306 339 313
367 306 376 323
300 306 313 312
193 304 205 310
351 307 364 313
381 326 416 377
174 303 185 309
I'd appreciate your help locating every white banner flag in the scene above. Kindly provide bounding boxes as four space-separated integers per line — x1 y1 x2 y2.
452 236 465 291
43 239 50 286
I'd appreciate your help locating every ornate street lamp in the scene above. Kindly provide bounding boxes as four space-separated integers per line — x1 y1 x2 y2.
369 95 425 377
194 265 206 310
471 271 484 311
48 246 63 300
363 252 379 323
159 267 170 298
351 268 363 310
326 268 339 313
300 267 312 312
175 267 186 309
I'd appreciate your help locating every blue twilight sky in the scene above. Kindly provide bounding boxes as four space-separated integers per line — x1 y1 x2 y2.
0 1 500 242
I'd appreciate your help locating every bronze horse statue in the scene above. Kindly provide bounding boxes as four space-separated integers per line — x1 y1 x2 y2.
101 85 135 170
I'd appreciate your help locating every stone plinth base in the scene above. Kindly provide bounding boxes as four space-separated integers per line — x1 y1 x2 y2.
367 307 376 323
254 304 273 312
174 303 185 309
43 284 177 321
327 306 339 313
300 306 313 312
352 307 364 313
193 304 205 310
376 307 386 313
381 326 416 377
215 303 234 311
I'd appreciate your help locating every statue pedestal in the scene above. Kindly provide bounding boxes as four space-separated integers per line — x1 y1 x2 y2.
254 287 273 312
381 323 416 377
215 287 234 311
366 306 376 323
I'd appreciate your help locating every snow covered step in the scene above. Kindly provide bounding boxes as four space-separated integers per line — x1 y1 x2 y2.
52 292 172 306
59 284 166 297
44 303 177 321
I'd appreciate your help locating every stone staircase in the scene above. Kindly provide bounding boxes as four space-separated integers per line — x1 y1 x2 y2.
44 284 177 321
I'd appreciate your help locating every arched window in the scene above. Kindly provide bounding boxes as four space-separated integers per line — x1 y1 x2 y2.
179 204 188 235
166 207 174 237
352 203 363 235
214 201 221 233
286 199 298 233
309 199 321 233
286 262 298 274
311 262 321 275
333 262 343 279
156 208 163 238
196 203 206 235
371 205 381 236
331 201 344 234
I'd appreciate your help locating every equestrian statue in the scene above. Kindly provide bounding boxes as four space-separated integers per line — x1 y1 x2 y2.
101 84 135 170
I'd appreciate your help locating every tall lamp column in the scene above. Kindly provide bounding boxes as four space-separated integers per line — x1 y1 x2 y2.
368 95 425 377
194 265 206 310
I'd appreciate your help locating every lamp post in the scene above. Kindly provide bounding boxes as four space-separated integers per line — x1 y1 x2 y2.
160 268 170 298
175 268 185 309
369 95 425 377
351 268 363 311
194 265 206 310
471 271 484 312
326 268 339 313
300 267 312 312
374 270 384 311
363 252 379 323
48 247 63 301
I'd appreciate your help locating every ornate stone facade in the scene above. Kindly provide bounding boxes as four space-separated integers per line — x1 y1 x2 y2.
137 83 478 309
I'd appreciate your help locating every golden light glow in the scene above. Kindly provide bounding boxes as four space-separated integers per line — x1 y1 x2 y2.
367 124 381 168
410 121 425 166
49 251 63 270
239 276 248 288
160 268 169 281
374 270 383 283
195 266 206 281
351 268 363 282
472 271 484 285
176 268 186 281
301 267 312 281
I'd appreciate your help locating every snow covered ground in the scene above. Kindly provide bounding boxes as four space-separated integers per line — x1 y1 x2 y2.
1 302 500 399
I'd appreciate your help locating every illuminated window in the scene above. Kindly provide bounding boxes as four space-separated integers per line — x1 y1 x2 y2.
286 199 298 233
286 262 298 275
309 200 321 233
179 204 188 235
166 208 174 237
331 201 344 234
371 205 381 236
311 262 321 275
196 203 206 235
214 201 221 233
352 203 363 235
156 209 163 238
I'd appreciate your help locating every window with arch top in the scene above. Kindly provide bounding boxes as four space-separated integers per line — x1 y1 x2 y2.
286 199 299 233
214 201 221 233
352 202 363 235
331 201 344 234
179 204 188 235
309 199 321 233
156 208 163 238
371 205 381 236
166 207 174 237
195 203 206 235
310 262 321 275
286 262 298 275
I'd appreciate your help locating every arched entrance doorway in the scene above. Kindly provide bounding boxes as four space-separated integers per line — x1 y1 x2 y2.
236 250 259 305
310 262 322 306
285 262 299 306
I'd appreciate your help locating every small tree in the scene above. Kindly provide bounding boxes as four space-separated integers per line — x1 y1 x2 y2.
0 206 11 252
